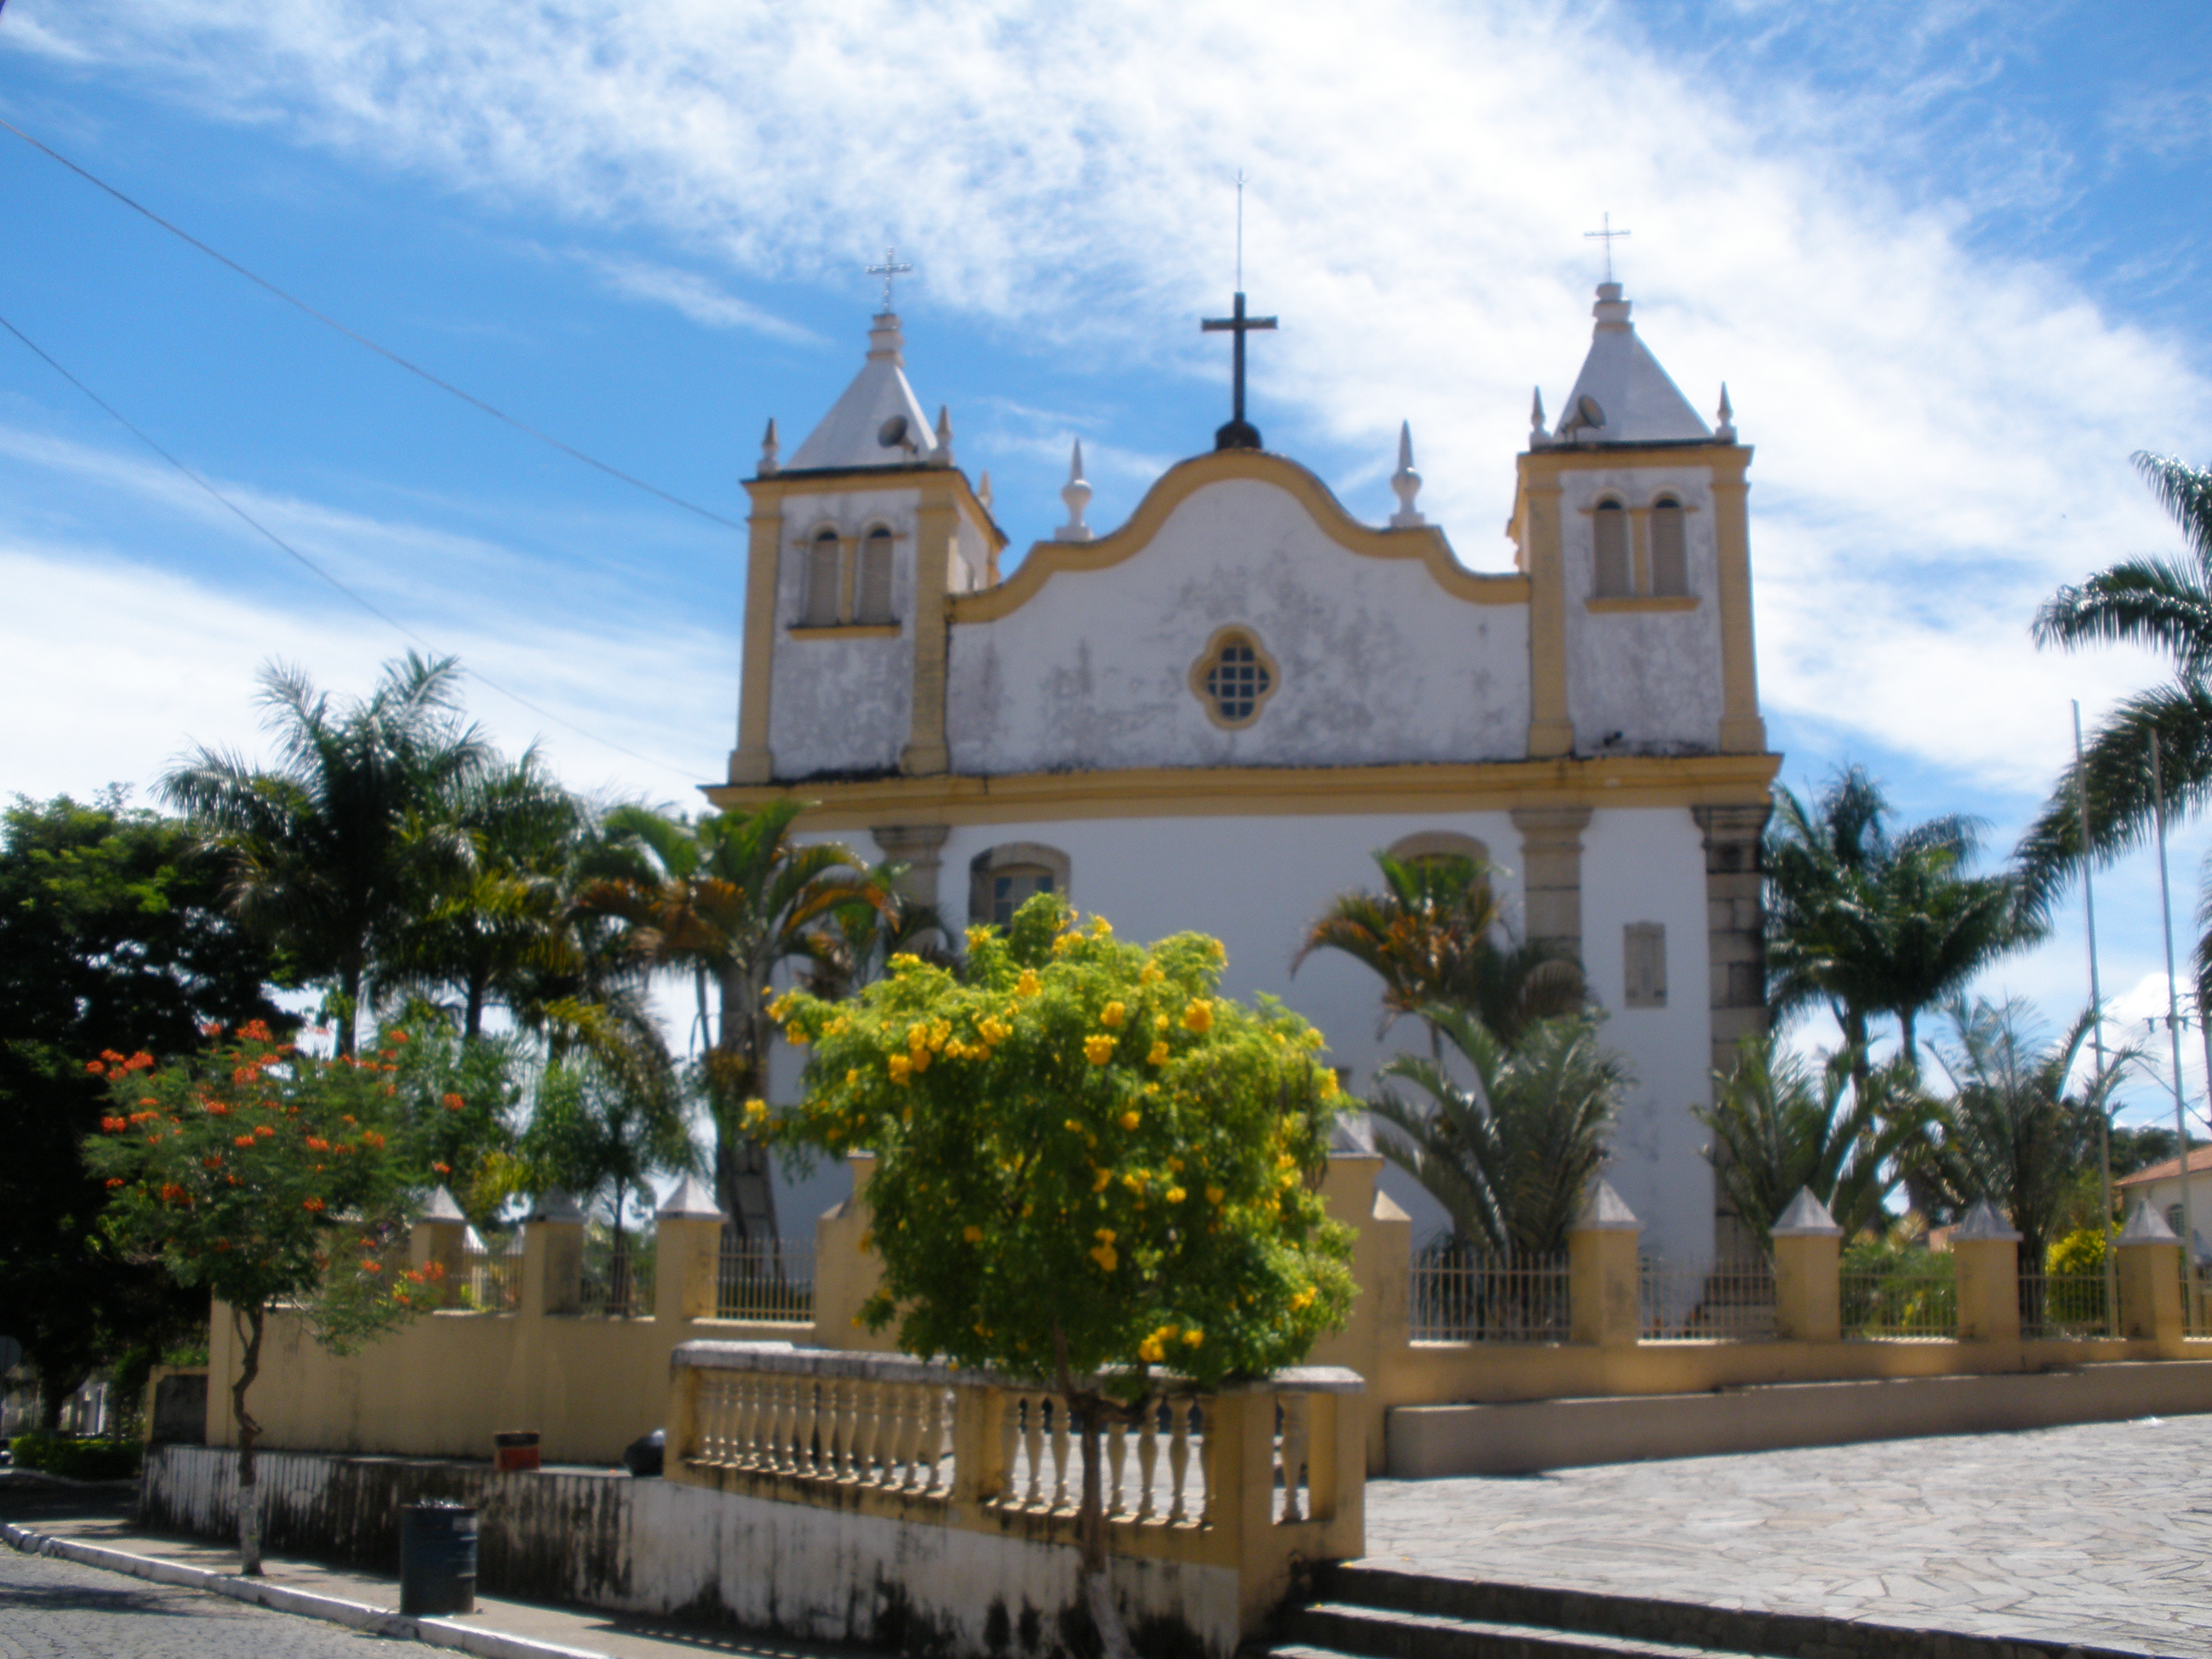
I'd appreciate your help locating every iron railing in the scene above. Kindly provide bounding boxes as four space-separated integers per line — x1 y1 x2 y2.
1407 1241 1570 1343
717 1235 815 1322
1640 1255 1777 1341
1841 1253 1957 1340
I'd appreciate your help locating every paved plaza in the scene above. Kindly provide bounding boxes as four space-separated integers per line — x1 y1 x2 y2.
1362 1413 2212 1657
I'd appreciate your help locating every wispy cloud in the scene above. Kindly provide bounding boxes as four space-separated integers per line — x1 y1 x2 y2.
9 0 2211 805
570 251 822 345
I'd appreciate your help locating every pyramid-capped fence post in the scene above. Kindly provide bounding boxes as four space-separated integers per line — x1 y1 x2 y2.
1769 1187 1843 1342
520 1188 585 1318
409 1185 469 1310
655 1174 726 1325
1569 1178 1642 1347
1950 1199 2020 1343
815 1153 892 1352
2114 1200 2184 1349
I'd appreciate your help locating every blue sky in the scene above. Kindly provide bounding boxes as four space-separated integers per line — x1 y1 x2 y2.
2 0 2210 1130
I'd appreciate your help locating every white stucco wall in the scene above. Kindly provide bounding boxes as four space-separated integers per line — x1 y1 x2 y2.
1575 807 1716 1267
767 486 922 776
944 479 1530 774
1558 463 1727 755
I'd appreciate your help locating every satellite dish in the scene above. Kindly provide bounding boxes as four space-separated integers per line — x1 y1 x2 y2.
1576 394 1606 431
877 415 914 452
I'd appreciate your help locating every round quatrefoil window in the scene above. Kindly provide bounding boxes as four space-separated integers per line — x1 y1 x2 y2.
1189 628 1279 729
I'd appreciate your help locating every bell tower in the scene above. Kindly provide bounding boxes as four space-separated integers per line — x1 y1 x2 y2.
728 309 1003 786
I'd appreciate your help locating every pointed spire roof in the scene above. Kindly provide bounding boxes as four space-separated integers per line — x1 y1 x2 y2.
655 1172 725 1221
786 312 940 472
1771 1187 1842 1238
2117 1199 2178 1244
1951 1198 2021 1242
1573 1176 1641 1232
418 1185 467 1225
1548 283 1712 445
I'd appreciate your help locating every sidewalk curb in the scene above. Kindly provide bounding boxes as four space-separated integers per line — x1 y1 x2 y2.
1 1520 607 1659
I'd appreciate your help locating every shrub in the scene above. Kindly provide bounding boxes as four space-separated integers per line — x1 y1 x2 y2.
8 1432 143 1481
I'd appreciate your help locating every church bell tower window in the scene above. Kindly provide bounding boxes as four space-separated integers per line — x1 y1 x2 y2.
856 526 896 624
1592 500 1631 598
1190 628 1279 729
1650 498 1687 597
803 528 842 626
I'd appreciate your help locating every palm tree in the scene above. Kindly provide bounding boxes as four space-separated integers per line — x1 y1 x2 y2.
1366 1005 1625 1258
159 654 495 1054
576 801 886 1239
377 752 586 1038
1696 1036 1937 1241
1766 768 2033 1078
1925 997 2127 1264
2020 454 2212 971
1295 851 1583 1050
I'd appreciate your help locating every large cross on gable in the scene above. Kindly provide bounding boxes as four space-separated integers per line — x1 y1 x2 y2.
1202 290 1277 452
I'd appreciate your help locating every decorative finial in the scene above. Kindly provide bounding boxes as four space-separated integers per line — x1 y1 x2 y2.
1389 421 1425 528
758 417 780 477
1714 383 1736 443
932 403 954 468
866 246 913 310
977 469 993 512
1055 441 1093 542
1529 387 1549 447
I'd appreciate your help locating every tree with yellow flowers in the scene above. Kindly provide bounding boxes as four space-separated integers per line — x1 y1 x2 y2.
759 894 1355 1658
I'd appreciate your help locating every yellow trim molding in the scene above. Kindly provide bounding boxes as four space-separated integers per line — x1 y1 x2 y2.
703 751 1780 830
1587 595 1699 614
950 449 1529 625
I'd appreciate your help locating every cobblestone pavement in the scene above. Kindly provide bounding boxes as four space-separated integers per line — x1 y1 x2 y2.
0 1546 397 1658
1362 1413 2212 1657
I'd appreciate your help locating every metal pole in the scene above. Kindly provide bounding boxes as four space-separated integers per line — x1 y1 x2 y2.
2074 703 2118 1335
2150 729 2201 1332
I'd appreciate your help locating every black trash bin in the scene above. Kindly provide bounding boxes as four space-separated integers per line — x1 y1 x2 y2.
398 1501 477 1617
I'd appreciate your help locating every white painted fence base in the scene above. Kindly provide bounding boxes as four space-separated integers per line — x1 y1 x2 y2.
141 1446 1241 1658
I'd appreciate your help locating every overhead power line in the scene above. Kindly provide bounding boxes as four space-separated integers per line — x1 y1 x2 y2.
0 311 705 785
0 115 745 532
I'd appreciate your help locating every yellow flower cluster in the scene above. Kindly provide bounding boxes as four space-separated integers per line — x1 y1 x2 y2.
1182 1000 1213 1033
1084 1035 1116 1065
888 952 923 971
1136 1322 1205 1364
743 1097 769 1126
1146 1041 1170 1066
1100 1001 1126 1028
1015 970 1042 998
1118 1109 1141 1131
1089 1228 1118 1272
1290 1285 1318 1312
962 1224 984 1243
977 1014 1013 1047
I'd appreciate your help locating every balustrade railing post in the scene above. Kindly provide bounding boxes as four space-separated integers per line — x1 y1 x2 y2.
666 1361 703 1482
2116 1200 2185 1348
1951 1200 2022 1343
1771 1187 1843 1343
1568 1179 1642 1347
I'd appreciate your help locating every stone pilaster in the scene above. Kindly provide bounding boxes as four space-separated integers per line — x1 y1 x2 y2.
1694 801 1771 1258
1510 805 1592 959
871 823 951 914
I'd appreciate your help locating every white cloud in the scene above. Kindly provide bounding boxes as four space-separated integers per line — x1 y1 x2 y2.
8 0 2210 808
569 251 823 345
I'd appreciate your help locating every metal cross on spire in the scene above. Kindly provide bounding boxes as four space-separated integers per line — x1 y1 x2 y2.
1584 213 1631 284
866 247 913 309
1203 175 1276 452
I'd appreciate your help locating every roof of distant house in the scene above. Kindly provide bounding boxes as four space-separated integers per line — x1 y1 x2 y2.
2115 1145 2212 1188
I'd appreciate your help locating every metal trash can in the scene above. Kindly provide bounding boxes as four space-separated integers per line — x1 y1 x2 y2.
398 1501 477 1617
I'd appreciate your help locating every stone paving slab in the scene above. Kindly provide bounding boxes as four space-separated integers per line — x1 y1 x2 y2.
1361 1413 2212 1658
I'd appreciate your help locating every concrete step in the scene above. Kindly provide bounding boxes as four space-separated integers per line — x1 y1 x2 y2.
1275 1603 1754 1659
1296 1564 2148 1659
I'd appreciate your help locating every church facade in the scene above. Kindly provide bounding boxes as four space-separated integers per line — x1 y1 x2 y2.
709 283 1777 1266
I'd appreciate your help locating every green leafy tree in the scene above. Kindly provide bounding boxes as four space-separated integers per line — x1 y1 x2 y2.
1366 1005 1624 1258
1295 851 1583 1051
159 654 497 1055
1695 1036 1937 1241
578 801 885 1241
516 1051 696 1258
761 896 1354 1657
84 1023 436 1574
1924 997 2126 1264
0 791 286 1427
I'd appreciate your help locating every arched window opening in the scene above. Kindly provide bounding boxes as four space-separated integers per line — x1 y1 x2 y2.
1650 498 1687 597
803 528 842 626
856 526 896 624
1592 501 1631 598
1189 628 1279 729
968 843 1073 928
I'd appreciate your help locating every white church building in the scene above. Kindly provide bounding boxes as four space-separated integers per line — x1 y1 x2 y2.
717 281 1778 1267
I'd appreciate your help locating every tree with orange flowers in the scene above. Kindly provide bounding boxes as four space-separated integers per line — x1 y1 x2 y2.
82 1022 430 1575
761 896 1355 1659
